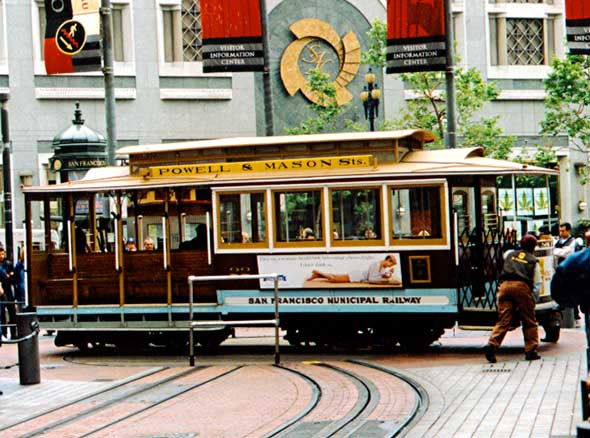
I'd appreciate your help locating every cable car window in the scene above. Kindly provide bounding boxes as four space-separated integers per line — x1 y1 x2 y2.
218 192 266 247
331 188 382 244
453 188 471 236
274 189 323 244
391 186 442 239
482 188 498 230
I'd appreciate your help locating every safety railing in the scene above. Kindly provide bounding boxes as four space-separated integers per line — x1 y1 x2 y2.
188 273 281 366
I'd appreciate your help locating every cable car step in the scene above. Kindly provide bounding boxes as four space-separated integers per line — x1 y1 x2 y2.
191 319 278 327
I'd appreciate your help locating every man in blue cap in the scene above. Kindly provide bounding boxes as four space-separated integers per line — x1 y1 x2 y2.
125 237 137 252
484 234 541 363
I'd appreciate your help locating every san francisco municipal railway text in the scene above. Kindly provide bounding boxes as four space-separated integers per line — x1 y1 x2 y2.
247 296 423 305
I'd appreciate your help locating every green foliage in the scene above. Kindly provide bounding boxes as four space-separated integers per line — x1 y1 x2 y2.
360 19 387 68
285 67 346 135
542 54 590 150
362 20 514 155
533 143 558 167
542 54 590 184
462 117 514 160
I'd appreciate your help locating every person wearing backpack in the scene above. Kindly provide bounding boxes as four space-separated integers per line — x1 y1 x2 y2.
484 234 542 363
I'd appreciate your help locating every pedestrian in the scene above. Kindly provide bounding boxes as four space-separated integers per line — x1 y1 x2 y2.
0 246 16 339
553 222 582 321
484 234 541 363
14 248 25 310
554 222 576 265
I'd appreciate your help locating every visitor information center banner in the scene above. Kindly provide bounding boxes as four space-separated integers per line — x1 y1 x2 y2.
386 0 447 74
566 0 590 55
200 0 265 72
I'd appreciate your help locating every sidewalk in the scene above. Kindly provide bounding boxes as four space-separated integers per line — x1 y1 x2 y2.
0 325 586 437
386 325 588 437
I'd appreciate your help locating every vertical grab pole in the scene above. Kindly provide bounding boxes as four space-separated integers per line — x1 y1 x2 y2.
453 211 459 266
189 276 195 366
273 273 280 365
206 212 212 266
137 215 144 250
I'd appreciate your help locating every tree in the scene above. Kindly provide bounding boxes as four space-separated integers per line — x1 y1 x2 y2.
285 67 346 135
542 55 590 177
542 54 590 184
361 20 514 158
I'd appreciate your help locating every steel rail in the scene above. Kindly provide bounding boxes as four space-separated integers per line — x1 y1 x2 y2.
348 359 430 437
77 366 243 438
18 366 208 438
264 364 322 438
0 366 168 433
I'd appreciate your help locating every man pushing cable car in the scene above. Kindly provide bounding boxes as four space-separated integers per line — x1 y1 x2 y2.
484 234 542 363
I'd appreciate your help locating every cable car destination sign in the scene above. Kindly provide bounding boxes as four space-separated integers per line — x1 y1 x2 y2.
145 155 375 178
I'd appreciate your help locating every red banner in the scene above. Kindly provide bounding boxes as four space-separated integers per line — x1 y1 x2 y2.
200 0 265 73
44 0 102 75
386 0 447 74
565 0 590 55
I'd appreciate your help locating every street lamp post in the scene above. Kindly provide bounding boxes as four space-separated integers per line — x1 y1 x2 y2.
360 68 381 132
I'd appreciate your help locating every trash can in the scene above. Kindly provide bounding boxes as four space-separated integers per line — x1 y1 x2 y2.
16 312 40 385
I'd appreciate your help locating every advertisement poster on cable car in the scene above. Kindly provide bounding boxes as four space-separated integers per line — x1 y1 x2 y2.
257 253 402 289
533 187 550 216
499 188 515 216
537 253 554 299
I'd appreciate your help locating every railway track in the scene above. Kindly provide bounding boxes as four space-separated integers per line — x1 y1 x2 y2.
1 365 242 437
267 360 427 438
1 359 426 437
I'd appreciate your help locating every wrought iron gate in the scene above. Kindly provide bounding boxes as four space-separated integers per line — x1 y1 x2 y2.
457 227 518 311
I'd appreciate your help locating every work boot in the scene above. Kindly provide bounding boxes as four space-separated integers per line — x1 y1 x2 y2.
484 344 497 363
525 350 541 361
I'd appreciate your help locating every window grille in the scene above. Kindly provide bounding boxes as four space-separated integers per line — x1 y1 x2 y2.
506 18 545 65
181 0 202 62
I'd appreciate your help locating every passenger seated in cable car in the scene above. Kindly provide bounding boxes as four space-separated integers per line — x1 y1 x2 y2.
299 227 315 240
143 237 155 250
241 232 251 244
364 227 377 239
125 237 137 252
179 223 208 249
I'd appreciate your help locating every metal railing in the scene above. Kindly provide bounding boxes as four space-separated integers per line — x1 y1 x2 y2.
188 273 281 366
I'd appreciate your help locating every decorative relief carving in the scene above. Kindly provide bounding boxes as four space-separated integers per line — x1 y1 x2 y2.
280 18 360 107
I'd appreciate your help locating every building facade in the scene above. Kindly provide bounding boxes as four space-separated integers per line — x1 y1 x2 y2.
0 0 586 234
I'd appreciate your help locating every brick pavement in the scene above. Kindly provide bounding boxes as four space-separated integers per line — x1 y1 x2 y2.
0 326 586 437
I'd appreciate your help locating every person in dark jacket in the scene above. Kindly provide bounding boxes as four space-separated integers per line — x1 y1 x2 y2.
14 248 25 310
484 234 541 363
0 246 16 339
179 224 208 249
